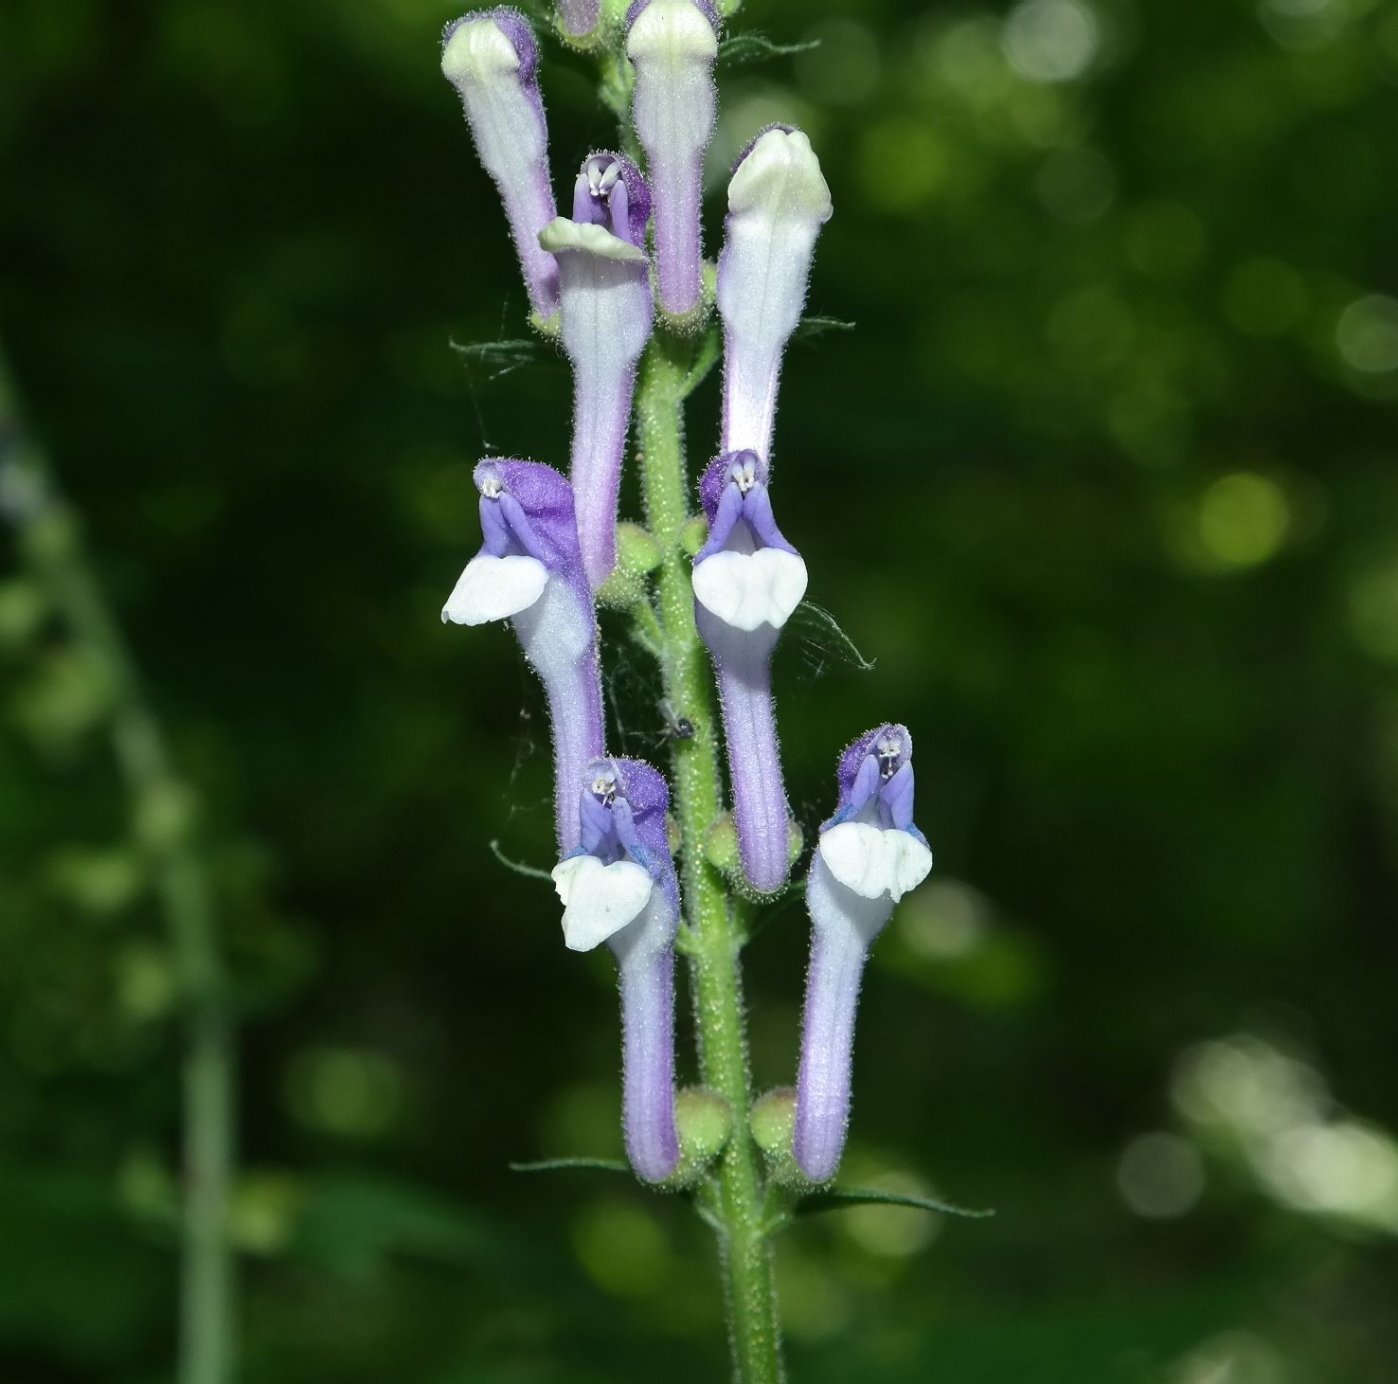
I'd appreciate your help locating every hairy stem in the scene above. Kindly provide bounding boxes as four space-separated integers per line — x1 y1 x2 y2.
0 351 237 1384
635 331 784 1383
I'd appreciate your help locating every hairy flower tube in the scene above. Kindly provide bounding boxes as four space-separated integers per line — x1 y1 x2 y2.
794 725 933 1182
717 126 833 465
539 153 655 591
441 10 560 321
442 460 604 855
555 0 600 40
626 0 720 318
552 758 681 1181
693 451 807 895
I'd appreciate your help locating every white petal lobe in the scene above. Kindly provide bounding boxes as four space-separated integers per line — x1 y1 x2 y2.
692 548 808 632
818 822 932 904
442 554 548 625
551 856 655 952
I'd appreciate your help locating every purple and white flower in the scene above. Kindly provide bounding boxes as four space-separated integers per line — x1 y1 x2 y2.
553 758 682 1182
693 451 807 895
626 0 720 318
442 460 604 855
441 9 560 321
539 153 655 592
794 725 933 1182
717 126 832 465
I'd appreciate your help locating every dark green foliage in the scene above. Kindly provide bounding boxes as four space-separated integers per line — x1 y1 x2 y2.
2 0 1398 1379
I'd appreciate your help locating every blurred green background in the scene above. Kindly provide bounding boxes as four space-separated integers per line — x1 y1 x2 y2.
3 0 1398 1379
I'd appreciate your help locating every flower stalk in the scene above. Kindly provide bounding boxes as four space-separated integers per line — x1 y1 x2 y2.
635 333 784 1382
0 350 236 1384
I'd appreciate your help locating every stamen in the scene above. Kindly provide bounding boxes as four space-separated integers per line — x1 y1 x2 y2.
587 155 621 200
591 770 618 806
731 457 757 494
875 730 903 780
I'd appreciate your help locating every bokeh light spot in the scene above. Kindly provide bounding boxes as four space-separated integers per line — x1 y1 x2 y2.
1335 294 1398 373
1223 258 1309 336
1116 1131 1205 1218
840 1173 941 1258
1196 473 1290 570
1124 201 1207 280
1002 0 1099 84
859 119 951 212
899 880 988 960
572 1200 671 1298
1172 1331 1285 1384
283 1046 404 1139
1345 557 1398 663
1260 1121 1398 1228
1036 147 1116 223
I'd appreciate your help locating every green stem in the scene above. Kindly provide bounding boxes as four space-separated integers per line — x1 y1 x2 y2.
635 332 785 1383
0 351 237 1384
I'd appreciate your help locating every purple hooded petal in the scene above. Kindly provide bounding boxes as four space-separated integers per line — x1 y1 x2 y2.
540 156 655 591
793 727 934 1182
825 722 928 843
626 0 720 316
442 460 603 853
717 126 832 465
572 152 652 248
691 454 808 894
442 10 560 319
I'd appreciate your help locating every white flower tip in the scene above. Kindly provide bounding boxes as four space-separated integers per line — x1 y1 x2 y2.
692 548 808 633
627 0 719 65
538 217 648 263
441 16 520 88
551 856 654 951
728 128 833 224
819 822 932 903
442 554 548 625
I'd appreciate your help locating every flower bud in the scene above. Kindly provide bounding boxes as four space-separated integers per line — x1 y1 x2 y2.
555 0 600 39
717 127 832 464
441 10 560 320
626 0 720 318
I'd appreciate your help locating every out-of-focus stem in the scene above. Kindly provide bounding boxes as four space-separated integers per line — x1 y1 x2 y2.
635 332 785 1383
0 350 236 1384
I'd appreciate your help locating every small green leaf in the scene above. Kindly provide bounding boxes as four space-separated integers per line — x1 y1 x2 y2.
509 1157 631 1175
449 337 540 381
488 840 555 883
794 315 856 342
799 1187 994 1219
719 32 821 66
785 600 876 676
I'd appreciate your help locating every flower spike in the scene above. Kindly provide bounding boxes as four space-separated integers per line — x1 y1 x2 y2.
717 127 832 465
626 0 721 318
693 451 807 894
553 759 682 1182
441 10 560 321
442 460 604 855
794 725 933 1182
540 153 655 591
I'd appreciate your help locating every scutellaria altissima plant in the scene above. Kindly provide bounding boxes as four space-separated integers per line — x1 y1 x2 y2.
438 4 969 1376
